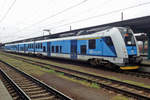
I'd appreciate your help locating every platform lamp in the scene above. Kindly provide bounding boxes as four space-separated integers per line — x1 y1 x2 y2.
121 12 124 21
43 29 51 35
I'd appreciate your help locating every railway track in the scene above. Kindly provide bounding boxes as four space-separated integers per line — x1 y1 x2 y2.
119 70 150 79
1 53 150 99
0 60 72 100
2 52 150 79
0 69 30 100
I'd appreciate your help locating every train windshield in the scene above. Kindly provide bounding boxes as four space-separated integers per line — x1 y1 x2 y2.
119 28 136 46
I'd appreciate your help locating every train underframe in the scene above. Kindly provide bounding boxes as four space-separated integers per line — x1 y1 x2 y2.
4 50 142 70
88 56 142 70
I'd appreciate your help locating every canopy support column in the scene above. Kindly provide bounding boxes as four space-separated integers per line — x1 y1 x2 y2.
147 34 150 59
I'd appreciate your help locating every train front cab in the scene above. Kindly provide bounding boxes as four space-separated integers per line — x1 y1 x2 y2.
118 28 142 70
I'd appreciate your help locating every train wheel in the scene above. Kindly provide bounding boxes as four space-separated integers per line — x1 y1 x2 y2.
89 59 97 66
89 59 101 66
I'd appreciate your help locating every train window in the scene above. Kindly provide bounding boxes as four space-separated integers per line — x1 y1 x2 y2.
39 43 41 48
89 39 96 49
56 46 59 53
31 44 33 48
60 46 62 53
119 28 136 46
38 43 40 49
41 43 42 49
104 37 113 46
20 47 23 51
43 46 46 52
125 34 136 46
39 43 41 49
52 46 54 53
81 45 86 55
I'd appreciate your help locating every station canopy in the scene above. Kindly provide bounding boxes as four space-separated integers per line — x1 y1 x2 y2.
5 15 150 44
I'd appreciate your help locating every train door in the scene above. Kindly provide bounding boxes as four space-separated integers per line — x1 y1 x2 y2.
24 44 26 53
25 44 28 53
47 42 51 56
71 40 77 59
100 38 103 56
33 41 35 54
17 44 19 52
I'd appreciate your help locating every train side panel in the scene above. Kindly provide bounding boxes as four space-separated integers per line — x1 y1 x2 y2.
27 43 34 54
3 27 141 70
18 44 24 53
50 40 71 59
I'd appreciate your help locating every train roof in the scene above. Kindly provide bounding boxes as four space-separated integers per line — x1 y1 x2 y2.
5 26 112 45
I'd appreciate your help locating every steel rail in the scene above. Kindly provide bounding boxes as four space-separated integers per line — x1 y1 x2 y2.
0 60 73 100
1 53 150 99
0 69 30 100
3 51 150 79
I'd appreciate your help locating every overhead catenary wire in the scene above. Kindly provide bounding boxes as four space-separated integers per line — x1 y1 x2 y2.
3 0 114 40
2 0 150 42
49 1 150 30
14 0 150 36
0 0 88 41
41 0 113 30
0 0 7 15
15 0 88 34
10 0 117 39
0 0 16 23
17 0 113 36
18 0 114 33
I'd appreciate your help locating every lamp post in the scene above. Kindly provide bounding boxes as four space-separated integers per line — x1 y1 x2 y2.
70 26 72 31
121 12 123 21
43 29 51 35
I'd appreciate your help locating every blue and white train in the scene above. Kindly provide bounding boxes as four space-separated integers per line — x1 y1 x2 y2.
4 27 142 70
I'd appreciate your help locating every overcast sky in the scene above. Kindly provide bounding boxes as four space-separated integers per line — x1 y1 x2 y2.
0 0 150 43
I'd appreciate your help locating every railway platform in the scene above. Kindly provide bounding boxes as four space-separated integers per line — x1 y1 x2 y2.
141 59 150 66
139 55 150 66
0 80 13 100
